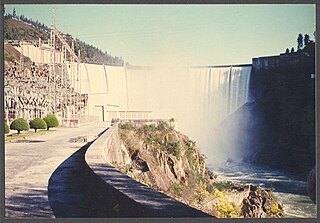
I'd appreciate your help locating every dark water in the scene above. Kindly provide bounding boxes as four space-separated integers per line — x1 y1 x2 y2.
207 161 317 218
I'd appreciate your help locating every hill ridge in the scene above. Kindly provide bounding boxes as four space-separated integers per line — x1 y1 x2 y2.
4 13 125 66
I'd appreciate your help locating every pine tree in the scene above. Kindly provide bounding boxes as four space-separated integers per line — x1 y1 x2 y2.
297 33 303 50
12 8 16 18
304 34 310 46
291 47 295 53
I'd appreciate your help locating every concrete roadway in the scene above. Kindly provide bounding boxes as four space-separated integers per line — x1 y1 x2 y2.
5 122 109 218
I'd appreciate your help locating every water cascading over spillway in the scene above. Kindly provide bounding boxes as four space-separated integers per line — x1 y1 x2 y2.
66 62 251 161
124 65 252 161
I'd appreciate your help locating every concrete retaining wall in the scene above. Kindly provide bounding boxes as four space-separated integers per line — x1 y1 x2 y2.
87 124 131 166
85 125 211 217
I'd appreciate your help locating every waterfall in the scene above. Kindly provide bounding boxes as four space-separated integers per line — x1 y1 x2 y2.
70 63 252 160
124 66 252 123
123 65 252 160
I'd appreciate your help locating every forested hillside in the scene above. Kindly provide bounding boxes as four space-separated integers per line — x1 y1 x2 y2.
4 12 125 66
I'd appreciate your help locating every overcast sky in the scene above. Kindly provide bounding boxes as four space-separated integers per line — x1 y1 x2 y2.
5 4 315 66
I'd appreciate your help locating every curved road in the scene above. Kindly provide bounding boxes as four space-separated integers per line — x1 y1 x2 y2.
5 122 109 218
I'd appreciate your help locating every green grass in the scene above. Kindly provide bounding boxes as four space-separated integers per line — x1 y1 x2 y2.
212 181 234 191
5 129 54 142
172 182 183 196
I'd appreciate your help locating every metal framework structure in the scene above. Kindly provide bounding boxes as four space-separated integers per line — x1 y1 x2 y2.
4 15 85 127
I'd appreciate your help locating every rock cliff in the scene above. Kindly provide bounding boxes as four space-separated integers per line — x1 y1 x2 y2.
112 121 283 218
307 166 316 203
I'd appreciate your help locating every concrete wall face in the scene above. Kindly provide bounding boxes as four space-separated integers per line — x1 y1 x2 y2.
64 64 251 157
17 45 252 126
16 45 252 155
16 44 63 64
64 63 252 131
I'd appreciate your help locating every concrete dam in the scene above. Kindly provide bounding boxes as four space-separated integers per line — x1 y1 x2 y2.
68 63 252 159
17 44 252 121
14 43 316 217
16 42 253 158
65 64 252 119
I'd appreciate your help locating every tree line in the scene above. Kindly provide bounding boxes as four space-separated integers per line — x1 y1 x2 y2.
284 33 315 54
4 8 125 66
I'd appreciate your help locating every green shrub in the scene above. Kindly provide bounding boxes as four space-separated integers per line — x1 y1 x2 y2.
186 145 195 163
172 182 183 196
140 124 156 133
169 118 175 129
167 141 181 157
206 183 215 193
194 180 210 204
120 122 135 130
10 118 29 134
43 114 59 130
213 181 233 191
4 52 15 62
29 118 47 132
156 120 169 130
5 122 10 134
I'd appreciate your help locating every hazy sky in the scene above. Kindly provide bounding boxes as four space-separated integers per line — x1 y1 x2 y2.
5 4 315 66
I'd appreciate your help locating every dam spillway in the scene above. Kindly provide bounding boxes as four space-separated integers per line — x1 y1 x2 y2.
66 63 252 121
15 44 252 125
14 44 252 158
68 63 252 158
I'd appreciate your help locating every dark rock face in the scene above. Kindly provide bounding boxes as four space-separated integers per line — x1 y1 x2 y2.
247 49 315 178
307 166 316 203
214 46 315 178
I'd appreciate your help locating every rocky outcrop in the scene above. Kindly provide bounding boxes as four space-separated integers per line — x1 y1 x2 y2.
307 166 316 203
202 185 251 211
241 186 283 218
118 125 206 191
85 125 211 217
116 123 283 218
